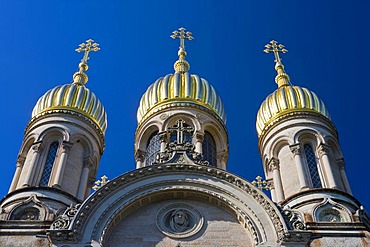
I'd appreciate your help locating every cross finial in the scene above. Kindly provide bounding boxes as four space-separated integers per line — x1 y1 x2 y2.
252 175 269 191
263 40 287 64
72 39 100 85
92 175 109 191
168 119 194 144
171 28 193 73
171 27 194 51
75 39 100 64
263 40 291 87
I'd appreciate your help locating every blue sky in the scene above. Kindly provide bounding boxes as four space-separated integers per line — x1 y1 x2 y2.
1 0 369 210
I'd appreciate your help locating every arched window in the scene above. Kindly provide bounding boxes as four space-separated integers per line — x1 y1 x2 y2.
202 132 217 167
145 132 161 166
303 143 322 188
39 142 59 186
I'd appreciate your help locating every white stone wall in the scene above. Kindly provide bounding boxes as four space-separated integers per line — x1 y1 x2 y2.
106 200 254 247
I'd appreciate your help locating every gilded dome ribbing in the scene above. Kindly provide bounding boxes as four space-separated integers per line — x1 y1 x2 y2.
256 85 330 136
137 72 226 124
32 83 107 134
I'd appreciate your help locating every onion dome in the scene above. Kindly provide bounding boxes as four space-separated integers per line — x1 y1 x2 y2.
137 28 226 125
256 40 330 137
31 39 107 134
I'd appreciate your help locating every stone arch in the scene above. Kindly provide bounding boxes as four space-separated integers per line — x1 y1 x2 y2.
136 122 160 151
48 164 287 246
8 194 49 221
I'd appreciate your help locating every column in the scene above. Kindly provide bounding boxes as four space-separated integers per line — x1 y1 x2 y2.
52 141 72 188
158 131 168 152
268 158 284 202
194 131 204 154
77 158 93 200
23 142 43 187
318 143 337 188
337 158 352 194
289 143 309 190
217 151 228 170
9 155 26 192
134 149 145 168
266 179 276 202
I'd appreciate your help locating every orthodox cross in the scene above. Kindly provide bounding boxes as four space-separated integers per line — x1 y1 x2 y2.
75 39 100 63
263 40 287 63
171 27 194 50
168 119 194 144
92 175 109 191
252 175 269 191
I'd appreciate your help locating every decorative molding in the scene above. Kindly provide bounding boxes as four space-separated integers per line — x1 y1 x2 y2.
32 142 44 153
336 158 345 170
289 143 301 156
282 206 306 230
317 143 331 158
279 230 312 244
258 112 337 155
61 141 73 153
25 110 105 154
267 157 280 172
134 149 145 163
47 164 287 244
50 204 81 230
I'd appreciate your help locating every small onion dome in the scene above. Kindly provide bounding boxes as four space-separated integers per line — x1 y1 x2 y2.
32 83 107 134
256 85 331 136
137 72 226 125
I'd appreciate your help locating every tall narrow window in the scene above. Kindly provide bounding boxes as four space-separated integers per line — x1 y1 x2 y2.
145 132 161 166
304 143 322 188
202 132 217 167
39 142 59 186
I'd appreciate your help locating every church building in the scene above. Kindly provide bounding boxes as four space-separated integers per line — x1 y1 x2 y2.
0 28 369 246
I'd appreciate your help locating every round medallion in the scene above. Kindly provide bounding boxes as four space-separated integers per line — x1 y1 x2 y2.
156 203 204 238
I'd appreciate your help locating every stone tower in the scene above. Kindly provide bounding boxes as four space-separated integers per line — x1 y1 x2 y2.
256 40 370 244
0 39 106 242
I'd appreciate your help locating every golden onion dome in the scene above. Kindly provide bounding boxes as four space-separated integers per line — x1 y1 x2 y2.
32 83 107 134
256 85 330 136
137 27 226 125
31 39 107 135
257 40 331 137
137 72 226 124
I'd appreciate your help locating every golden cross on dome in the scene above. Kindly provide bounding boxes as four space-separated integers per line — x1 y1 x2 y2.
263 40 288 64
75 39 100 63
171 27 194 50
168 119 194 144
252 175 269 191
92 175 109 191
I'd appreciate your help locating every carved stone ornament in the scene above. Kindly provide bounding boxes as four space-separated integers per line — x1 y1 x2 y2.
154 142 209 166
50 204 81 230
313 198 351 223
282 206 306 230
156 203 204 238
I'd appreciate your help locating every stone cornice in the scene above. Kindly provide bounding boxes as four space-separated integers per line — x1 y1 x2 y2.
25 109 105 154
258 111 338 155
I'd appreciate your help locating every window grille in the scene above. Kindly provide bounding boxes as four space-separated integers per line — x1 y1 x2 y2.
202 132 217 167
40 142 59 186
145 132 161 166
304 143 322 188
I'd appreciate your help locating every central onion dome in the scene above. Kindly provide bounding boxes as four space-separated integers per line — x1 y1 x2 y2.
137 29 226 125
256 40 330 137
31 39 107 134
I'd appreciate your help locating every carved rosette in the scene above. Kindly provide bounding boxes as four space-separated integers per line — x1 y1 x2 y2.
156 203 204 238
